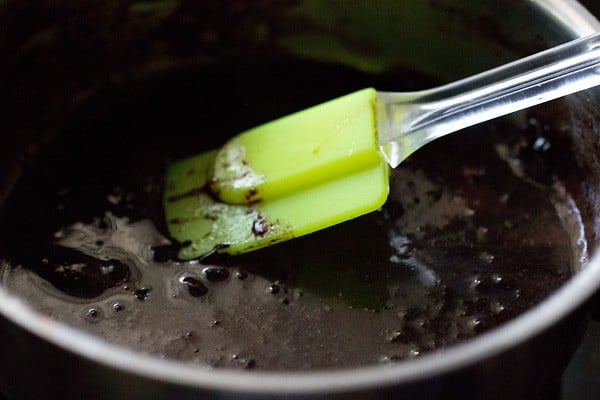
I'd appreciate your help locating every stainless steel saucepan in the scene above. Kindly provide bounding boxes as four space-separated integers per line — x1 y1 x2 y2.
0 1 599 399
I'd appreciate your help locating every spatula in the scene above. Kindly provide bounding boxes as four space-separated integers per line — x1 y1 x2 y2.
165 33 600 260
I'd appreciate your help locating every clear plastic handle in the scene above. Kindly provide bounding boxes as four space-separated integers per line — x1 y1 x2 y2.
378 33 600 168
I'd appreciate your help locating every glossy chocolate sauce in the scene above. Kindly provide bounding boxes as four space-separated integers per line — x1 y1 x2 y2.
0 61 585 370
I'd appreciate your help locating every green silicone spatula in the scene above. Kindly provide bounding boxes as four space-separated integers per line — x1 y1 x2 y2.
165 33 600 260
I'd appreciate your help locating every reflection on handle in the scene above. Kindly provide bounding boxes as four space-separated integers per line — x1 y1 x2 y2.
378 33 600 168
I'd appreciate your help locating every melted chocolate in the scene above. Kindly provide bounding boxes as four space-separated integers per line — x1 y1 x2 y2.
0 61 583 370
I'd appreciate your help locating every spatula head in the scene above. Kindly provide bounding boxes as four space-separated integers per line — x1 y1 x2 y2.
164 88 389 259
